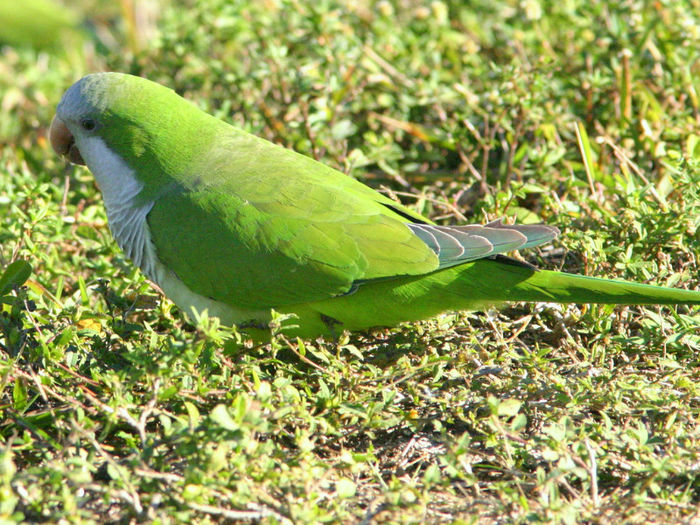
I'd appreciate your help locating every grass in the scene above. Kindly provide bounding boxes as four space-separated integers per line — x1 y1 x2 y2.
1 0 700 522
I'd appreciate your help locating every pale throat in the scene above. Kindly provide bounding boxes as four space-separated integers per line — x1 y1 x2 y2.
75 135 158 280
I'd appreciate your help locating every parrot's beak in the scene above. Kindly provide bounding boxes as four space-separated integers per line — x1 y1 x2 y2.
49 115 85 165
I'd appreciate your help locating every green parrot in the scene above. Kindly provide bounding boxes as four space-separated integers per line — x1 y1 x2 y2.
50 73 700 338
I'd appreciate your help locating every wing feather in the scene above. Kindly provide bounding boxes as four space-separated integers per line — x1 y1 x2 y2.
146 127 559 310
408 220 559 268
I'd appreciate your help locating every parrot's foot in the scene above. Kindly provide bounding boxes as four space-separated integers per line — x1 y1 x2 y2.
320 314 343 338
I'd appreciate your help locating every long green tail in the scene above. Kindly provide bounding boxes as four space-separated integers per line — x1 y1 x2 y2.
293 258 699 337
474 258 700 305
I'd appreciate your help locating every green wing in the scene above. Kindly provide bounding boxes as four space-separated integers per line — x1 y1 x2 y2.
146 128 557 310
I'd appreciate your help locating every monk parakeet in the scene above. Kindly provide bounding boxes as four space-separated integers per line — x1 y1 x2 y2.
50 73 700 338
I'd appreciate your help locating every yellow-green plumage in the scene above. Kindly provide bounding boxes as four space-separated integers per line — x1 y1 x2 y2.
50 73 700 338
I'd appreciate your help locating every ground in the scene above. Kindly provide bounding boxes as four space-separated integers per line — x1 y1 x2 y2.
1 0 699 523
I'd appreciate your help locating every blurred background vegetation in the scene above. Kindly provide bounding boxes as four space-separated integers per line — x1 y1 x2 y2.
1 0 699 523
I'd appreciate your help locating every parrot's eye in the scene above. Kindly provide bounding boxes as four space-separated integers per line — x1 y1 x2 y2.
80 118 97 131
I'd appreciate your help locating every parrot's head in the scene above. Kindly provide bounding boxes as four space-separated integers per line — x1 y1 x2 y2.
51 72 172 168
50 73 109 165
50 72 219 190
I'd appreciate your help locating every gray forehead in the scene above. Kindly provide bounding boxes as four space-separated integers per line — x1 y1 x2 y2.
56 74 108 119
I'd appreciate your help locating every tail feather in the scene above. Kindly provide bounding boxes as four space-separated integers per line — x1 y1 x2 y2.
486 261 700 306
292 258 699 338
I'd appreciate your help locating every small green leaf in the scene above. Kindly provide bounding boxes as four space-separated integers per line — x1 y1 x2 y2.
575 121 599 183
497 399 522 418
335 478 356 498
0 260 32 296
184 401 200 429
12 379 28 411
511 413 528 431
209 404 238 431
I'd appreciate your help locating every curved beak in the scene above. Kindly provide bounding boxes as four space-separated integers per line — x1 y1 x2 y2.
49 115 85 165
